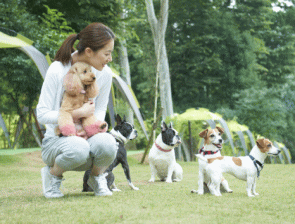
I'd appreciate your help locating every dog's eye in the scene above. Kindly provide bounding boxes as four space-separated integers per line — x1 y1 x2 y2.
210 134 215 138
267 144 272 148
83 70 87 74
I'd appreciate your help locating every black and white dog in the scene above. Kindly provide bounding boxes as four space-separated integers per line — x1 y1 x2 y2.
82 114 138 192
148 121 183 183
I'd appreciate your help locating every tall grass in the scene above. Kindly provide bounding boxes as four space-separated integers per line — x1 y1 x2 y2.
0 151 294 224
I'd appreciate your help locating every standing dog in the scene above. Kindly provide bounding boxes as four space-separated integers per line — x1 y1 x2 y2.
198 138 280 197
148 121 183 183
191 127 233 195
83 114 138 192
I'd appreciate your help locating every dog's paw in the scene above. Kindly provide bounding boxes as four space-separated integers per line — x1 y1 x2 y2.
166 179 172 183
112 188 121 192
198 190 204 195
148 179 155 183
191 189 198 194
59 124 76 136
84 121 108 137
129 183 139 190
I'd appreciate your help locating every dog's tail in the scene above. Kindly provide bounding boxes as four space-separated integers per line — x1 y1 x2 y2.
195 154 208 162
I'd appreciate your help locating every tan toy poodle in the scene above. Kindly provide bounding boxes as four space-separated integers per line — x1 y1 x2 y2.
56 62 108 139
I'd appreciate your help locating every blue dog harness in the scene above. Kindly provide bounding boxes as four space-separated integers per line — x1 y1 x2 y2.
248 155 264 178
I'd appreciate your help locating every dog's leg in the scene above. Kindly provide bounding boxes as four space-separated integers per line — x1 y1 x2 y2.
111 182 121 192
207 171 222 196
172 163 183 182
246 176 255 197
166 164 174 183
58 112 76 136
121 159 139 190
252 178 259 196
149 163 157 182
221 177 233 193
197 169 205 195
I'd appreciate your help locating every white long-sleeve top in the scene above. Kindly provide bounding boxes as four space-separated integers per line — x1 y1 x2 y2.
37 60 113 139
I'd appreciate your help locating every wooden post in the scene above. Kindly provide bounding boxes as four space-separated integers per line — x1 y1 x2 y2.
188 120 194 161
140 108 163 164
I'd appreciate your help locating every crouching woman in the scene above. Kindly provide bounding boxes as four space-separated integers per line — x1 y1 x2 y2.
37 22 118 198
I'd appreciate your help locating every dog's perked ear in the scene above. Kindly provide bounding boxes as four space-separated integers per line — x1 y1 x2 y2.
199 129 208 138
161 121 168 132
169 122 173 129
115 114 123 125
63 71 83 96
216 127 224 135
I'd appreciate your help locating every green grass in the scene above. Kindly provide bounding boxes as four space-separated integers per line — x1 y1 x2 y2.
0 151 294 224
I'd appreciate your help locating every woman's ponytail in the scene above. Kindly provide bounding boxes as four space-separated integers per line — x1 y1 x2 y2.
54 33 79 65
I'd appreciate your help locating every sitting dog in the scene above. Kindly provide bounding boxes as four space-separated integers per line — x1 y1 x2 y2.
191 127 233 195
198 138 280 197
56 62 107 139
148 121 183 183
82 114 139 192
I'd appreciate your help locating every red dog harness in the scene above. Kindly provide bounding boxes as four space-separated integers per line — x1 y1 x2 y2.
199 147 220 155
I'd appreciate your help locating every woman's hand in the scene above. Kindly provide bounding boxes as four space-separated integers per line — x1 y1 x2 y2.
72 101 95 121
81 101 95 117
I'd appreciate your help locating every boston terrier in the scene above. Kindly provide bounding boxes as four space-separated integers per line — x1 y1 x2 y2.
148 121 183 183
82 114 139 192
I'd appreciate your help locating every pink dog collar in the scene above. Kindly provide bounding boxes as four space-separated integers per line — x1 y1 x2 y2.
155 142 172 152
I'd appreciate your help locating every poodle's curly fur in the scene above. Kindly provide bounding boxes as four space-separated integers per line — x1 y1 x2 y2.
56 62 108 138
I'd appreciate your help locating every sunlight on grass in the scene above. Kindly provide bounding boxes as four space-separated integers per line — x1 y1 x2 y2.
0 152 294 224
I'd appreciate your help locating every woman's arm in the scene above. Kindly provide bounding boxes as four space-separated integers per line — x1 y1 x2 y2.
36 63 61 125
93 67 113 121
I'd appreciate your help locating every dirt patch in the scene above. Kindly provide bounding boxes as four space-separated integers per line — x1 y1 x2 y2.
129 153 149 165
11 151 45 171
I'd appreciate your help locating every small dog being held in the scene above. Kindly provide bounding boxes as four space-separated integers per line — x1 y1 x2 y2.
197 138 280 197
56 62 107 139
191 127 233 195
148 121 183 183
83 114 139 192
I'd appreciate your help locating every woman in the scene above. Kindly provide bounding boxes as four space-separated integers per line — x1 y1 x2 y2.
37 23 118 198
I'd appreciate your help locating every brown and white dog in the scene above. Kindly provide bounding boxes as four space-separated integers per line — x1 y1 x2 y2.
191 127 233 195
197 138 281 197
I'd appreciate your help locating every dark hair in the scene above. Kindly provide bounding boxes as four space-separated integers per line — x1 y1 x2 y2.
54 23 115 65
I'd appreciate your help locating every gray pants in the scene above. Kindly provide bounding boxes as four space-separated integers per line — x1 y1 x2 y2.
41 133 118 171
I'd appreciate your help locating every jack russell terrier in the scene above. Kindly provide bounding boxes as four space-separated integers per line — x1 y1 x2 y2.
148 121 183 183
191 127 233 195
197 138 280 197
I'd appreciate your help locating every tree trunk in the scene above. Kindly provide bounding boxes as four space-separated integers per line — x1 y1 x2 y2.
118 10 134 124
145 0 174 119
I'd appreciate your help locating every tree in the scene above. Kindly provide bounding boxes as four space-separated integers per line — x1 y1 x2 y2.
0 0 74 148
167 1 261 111
145 0 174 119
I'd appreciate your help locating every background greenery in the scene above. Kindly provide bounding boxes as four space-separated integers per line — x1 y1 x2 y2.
1 0 295 161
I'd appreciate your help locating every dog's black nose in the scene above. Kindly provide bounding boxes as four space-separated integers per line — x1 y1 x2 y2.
93 77 96 80
219 139 223 143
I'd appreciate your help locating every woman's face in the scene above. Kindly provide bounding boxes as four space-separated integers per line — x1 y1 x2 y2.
88 39 114 71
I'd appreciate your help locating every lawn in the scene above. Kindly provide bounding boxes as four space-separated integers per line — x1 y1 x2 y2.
0 150 294 224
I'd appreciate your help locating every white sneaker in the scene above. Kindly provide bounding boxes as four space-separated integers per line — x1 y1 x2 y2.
87 173 112 196
41 166 64 198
